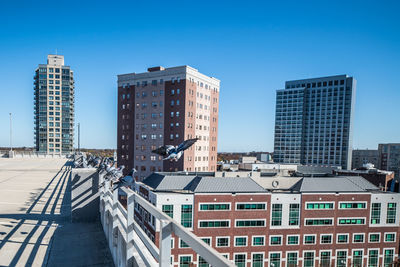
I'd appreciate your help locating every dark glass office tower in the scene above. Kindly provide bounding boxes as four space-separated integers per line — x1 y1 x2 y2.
274 75 356 170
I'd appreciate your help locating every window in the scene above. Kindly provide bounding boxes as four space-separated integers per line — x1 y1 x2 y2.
198 256 209 267
252 253 263 267
236 203 266 210
271 204 282 226
235 237 247 246
252 236 265 246
270 236 282 245
306 202 333 210
199 220 230 228
216 237 229 247
368 250 379 267
162 205 173 218
385 233 395 242
305 219 333 226
384 249 394 267
289 204 300 225
352 250 363 267
337 251 347 267
179 239 189 248
181 205 192 228
200 203 230 211
339 202 366 209
338 218 365 225
337 234 348 244
236 220 265 227
353 234 364 243
287 235 299 245
287 252 298 267
320 234 332 244
304 235 316 244
387 203 396 223
234 254 246 267
371 203 381 224
270 253 281 267
369 233 380 243
179 255 192 267
201 237 211 245
303 252 314 267
320 251 331 267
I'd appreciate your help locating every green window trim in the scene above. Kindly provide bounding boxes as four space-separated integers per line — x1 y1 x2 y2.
306 202 334 210
179 239 189 248
234 237 247 246
387 203 397 224
338 218 365 225
337 234 348 243
384 249 394 267
368 250 379 267
320 235 332 244
385 233 395 242
305 219 333 226
339 202 366 209
289 203 300 226
287 252 298 267
201 238 211 245
304 235 316 244
179 255 192 267
303 252 315 267
270 236 282 245
236 220 265 227
216 237 229 247
270 253 281 267
234 254 246 267
181 205 192 228
271 204 282 226
252 236 265 246
371 203 381 224
352 250 363 267
353 234 364 243
369 234 380 243
162 205 173 218
337 251 347 267
252 253 264 267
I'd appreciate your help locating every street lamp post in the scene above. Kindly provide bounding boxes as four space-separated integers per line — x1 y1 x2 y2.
9 113 12 151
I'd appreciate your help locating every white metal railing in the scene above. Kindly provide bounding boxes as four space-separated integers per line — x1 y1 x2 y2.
99 176 234 267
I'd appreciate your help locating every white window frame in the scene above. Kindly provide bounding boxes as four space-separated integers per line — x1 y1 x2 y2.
320 234 333 244
319 250 332 266
179 238 189 248
287 234 300 245
383 248 396 266
200 237 212 246
221 253 229 260
384 232 396 243
302 250 316 267
252 235 266 246
351 249 364 267
235 202 268 210
338 201 367 209
269 251 282 267
286 251 299 267
234 236 248 247
336 249 348 267
303 234 317 245
336 233 349 244
171 237 174 249
215 236 230 248
337 217 366 225
304 217 334 226
269 235 283 246
179 254 193 266
304 201 335 210
352 233 365 244
198 202 231 211
251 252 265 267
367 248 380 267
368 232 381 243
198 219 230 228
234 219 266 228
233 253 247 266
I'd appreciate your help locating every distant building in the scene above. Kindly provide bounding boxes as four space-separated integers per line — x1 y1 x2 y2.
379 144 400 178
334 168 395 192
135 172 400 267
352 149 379 169
257 153 272 162
34 55 74 153
117 66 220 180
274 75 356 170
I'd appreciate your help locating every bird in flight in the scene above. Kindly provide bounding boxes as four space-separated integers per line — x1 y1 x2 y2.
151 138 198 161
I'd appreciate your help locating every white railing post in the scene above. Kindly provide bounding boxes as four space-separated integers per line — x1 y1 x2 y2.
126 191 134 266
159 220 172 267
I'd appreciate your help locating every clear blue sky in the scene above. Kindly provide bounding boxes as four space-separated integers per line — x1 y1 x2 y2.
0 0 399 152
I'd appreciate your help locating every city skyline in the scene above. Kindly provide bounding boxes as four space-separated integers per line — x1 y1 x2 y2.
1 1 400 152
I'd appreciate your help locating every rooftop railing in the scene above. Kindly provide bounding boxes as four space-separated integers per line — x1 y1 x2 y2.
99 176 234 267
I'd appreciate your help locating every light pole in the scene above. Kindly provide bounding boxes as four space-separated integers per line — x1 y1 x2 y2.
9 113 12 151
78 122 80 153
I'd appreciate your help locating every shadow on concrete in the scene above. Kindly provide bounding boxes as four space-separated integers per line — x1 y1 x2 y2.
0 161 114 266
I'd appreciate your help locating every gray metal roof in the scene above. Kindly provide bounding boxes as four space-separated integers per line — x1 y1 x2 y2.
141 173 266 193
299 176 379 192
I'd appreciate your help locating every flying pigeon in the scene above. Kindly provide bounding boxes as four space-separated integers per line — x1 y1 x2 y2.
151 138 198 161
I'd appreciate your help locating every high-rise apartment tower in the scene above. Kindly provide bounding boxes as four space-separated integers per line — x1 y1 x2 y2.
117 66 219 180
34 55 75 153
274 75 356 169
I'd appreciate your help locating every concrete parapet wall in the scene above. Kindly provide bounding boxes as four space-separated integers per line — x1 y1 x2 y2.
71 168 100 222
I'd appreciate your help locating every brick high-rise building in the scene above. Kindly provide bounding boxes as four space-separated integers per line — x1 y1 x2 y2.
34 55 74 153
274 75 356 170
117 66 220 180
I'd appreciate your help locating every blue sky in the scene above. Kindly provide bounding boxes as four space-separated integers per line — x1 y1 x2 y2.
0 0 399 152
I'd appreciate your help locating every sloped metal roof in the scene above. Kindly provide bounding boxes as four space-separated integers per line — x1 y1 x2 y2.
299 176 379 192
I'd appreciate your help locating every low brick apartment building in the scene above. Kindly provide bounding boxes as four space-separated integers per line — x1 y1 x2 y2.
133 172 400 267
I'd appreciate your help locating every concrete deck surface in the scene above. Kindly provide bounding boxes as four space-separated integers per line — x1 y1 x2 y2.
0 158 113 266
